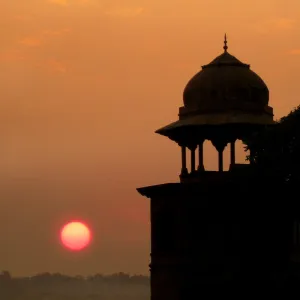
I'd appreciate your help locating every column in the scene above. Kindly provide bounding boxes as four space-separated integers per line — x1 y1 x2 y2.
198 141 205 171
230 141 235 166
190 147 196 173
211 139 227 172
181 146 188 175
218 150 223 172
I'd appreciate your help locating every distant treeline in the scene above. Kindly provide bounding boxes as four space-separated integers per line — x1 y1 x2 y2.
0 271 150 300
0 270 149 285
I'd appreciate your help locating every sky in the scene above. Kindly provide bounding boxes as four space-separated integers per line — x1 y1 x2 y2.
0 0 299 276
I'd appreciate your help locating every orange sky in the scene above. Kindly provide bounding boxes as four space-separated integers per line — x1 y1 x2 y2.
0 0 299 276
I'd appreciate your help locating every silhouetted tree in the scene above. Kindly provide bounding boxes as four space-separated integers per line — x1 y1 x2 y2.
244 105 300 183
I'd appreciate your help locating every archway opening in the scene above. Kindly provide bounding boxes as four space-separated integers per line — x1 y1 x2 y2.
203 140 218 171
234 139 249 165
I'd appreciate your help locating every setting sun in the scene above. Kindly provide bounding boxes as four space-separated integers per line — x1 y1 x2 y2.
60 221 92 251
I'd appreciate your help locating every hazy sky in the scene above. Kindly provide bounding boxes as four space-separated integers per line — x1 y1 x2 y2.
0 0 299 276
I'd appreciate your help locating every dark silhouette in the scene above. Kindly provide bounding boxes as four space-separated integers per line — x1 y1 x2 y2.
244 104 300 183
137 35 300 298
0 271 149 300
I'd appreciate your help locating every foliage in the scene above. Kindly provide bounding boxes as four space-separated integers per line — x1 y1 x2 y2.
244 105 300 182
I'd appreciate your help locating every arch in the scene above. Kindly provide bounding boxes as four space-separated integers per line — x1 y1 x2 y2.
203 140 218 171
234 139 250 165
222 139 249 170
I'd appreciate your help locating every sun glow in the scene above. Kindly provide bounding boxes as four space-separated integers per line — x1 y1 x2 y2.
60 221 91 251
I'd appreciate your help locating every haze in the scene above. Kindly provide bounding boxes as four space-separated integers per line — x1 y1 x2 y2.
0 0 299 276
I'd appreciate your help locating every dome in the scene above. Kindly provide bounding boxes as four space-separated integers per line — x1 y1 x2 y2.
155 36 274 141
182 47 269 116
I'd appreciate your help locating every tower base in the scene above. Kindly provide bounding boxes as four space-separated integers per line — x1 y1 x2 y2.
138 173 298 299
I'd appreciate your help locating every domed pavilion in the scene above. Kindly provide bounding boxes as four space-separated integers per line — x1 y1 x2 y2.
156 34 273 175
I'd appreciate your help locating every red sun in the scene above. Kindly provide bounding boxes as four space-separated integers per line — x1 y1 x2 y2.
60 221 92 251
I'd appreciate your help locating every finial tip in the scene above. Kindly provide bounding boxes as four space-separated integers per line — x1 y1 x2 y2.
223 33 228 52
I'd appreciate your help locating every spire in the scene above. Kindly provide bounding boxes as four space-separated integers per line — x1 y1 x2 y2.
223 33 228 52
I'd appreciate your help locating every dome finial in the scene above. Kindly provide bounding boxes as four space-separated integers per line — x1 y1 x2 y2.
223 33 228 52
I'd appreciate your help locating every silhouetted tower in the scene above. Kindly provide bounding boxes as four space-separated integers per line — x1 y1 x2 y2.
137 36 297 297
